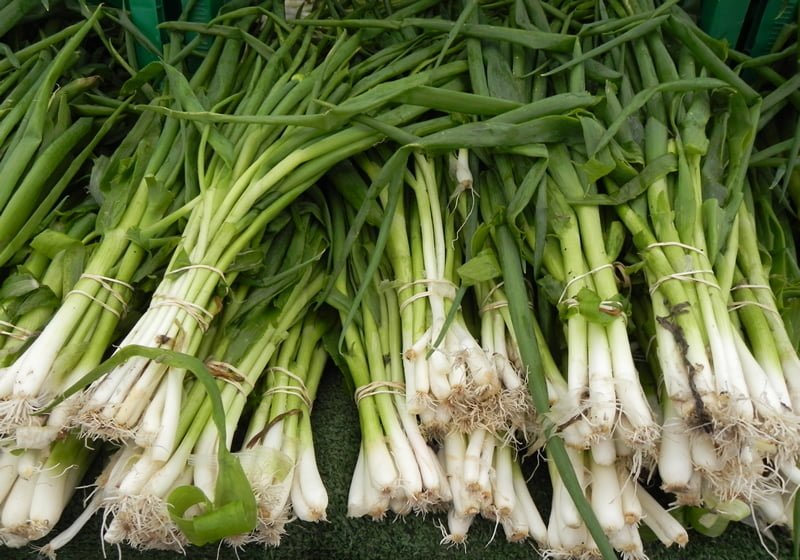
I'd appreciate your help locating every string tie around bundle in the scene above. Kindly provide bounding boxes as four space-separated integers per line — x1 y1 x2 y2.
151 296 214 331
66 273 135 318
399 279 458 311
649 269 719 295
557 263 616 306
264 366 313 411
167 264 228 288
644 241 706 254
355 381 406 403
727 283 780 314
206 360 253 394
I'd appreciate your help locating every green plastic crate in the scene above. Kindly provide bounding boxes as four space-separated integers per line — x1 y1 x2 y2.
699 0 799 55
120 0 222 67
128 0 169 66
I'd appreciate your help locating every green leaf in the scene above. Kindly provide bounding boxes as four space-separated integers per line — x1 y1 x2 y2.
61 245 86 298
321 322 355 397
561 288 621 326
30 230 82 259
332 150 409 352
417 115 582 150
457 249 501 286
0 273 39 300
470 221 494 257
167 486 213 543
163 64 235 168
120 61 165 95
604 221 625 262
506 157 547 228
579 117 616 183
673 146 698 246
533 180 548 276
15 286 59 316
168 449 256 546
687 507 730 538
570 153 677 205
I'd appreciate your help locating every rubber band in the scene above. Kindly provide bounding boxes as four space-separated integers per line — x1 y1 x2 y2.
730 284 772 292
480 300 509 313
65 290 122 318
167 264 228 286
400 290 433 312
557 264 615 305
268 366 308 389
560 297 580 309
649 269 719 295
265 366 314 411
644 242 705 255
727 301 781 316
151 296 213 331
264 386 313 411
81 274 134 291
355 380 406 403
480 282 505 308
398 279 457 302
80 274 132 311
205 360 253 394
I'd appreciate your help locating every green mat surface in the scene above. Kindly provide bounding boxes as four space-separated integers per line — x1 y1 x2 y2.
5 370 793 560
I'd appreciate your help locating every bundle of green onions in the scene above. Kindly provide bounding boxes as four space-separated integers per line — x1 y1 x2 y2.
42 205 329 554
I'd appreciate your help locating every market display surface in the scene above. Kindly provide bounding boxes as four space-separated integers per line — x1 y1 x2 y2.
0 1 798 559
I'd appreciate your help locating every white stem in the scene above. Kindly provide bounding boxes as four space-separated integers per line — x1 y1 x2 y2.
397 402 445 500
590 456 625 534
755 491 788 526
427 348 452 401
445 508 474 544
587 322 616 436
735 328 792 422
117 448 160 496
609 524 644 557
347 446 369 517
652 294 713 418
618 468 642 525
607 320 656 439
557 447 585 530
28 461 80 538
659 399 694 493
637 484 688 547
492 442 515 519
293 445 327 521
149 367 186 462
462 428 486 491
135 381 167 448
1 472 35 528
512 460 547 545
365 435 397 496
591 435 617 467
690 430 723 473
0 450 19 503
385 416 422 499
566 316 589 411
